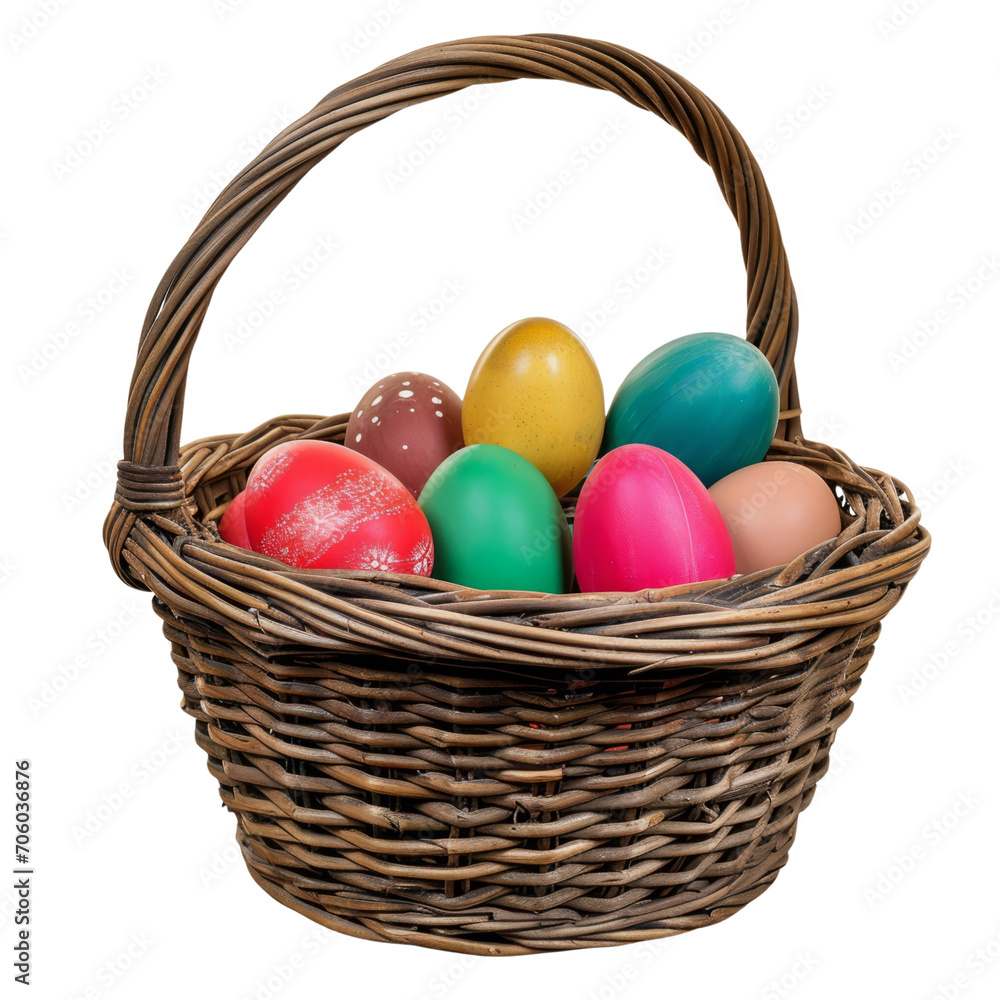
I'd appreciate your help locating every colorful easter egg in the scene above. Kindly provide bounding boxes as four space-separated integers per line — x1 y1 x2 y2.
218 490 251 549
602 332 779 486
243 440 433 574
709 461 842 574
573 443 735 592
418 444 571 593
462 317 605 496
345 372 464 498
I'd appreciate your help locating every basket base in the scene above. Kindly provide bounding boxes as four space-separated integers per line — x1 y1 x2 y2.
232 812 802 956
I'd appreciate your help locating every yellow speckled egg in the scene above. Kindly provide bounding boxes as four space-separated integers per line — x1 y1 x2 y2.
462 317 605 497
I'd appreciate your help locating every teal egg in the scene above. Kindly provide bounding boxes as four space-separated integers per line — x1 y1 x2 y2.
418 444 572 593
602 333 780 486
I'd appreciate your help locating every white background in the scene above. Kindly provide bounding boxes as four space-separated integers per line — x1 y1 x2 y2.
4 0 999 997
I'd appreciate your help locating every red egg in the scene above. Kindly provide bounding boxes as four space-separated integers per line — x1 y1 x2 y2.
345 372 464 497
573 444 735 592
243 440 433 574
218 490 252 549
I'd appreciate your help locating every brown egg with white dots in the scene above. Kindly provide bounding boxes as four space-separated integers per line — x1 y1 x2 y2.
345 372 465 498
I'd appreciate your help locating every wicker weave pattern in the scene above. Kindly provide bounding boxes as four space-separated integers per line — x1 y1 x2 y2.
103 35 929 955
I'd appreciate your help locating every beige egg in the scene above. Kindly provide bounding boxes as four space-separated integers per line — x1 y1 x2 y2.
709 461 842 575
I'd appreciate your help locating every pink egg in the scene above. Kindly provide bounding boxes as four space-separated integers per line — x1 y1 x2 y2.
709 461 843 574
345 372 464 498
573 444 735 592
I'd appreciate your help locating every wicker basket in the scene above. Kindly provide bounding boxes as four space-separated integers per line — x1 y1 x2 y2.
104 34 930 956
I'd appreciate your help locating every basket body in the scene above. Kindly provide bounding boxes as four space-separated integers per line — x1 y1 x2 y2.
160 417 901 955
104 35 930 955
176 632 864 955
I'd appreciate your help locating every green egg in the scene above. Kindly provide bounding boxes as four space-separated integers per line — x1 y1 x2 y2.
602 332 780 486
418 444 572 593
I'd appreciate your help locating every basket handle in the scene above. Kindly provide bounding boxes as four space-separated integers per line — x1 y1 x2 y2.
106 33 800 587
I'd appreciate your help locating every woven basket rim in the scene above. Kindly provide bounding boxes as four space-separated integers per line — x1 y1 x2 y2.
108 410 931 677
